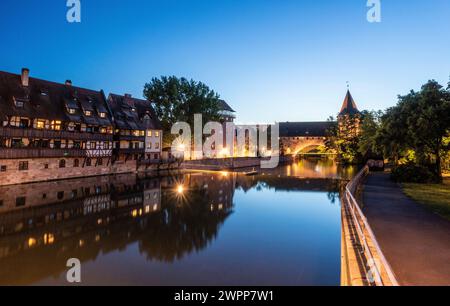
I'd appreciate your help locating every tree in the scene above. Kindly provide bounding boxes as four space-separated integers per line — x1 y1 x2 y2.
378 80 450 178
358 110 383 159
401 80 450 178
143 76 222 147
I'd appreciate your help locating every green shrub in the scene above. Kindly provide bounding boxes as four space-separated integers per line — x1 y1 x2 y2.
391 163 440 183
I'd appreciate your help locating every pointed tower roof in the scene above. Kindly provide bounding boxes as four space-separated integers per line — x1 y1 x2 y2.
339 90 360 116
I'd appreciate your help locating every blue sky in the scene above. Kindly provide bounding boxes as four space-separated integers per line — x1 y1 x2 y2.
1 0 449 122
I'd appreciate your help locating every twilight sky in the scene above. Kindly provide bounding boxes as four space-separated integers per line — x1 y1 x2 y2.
1 0 449 123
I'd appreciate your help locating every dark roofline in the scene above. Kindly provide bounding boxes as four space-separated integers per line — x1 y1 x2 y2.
218 99 235 113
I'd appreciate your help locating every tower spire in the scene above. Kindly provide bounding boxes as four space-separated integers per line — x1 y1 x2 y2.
339 89 360 116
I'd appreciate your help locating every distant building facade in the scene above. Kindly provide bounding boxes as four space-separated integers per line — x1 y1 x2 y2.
0 69 164 186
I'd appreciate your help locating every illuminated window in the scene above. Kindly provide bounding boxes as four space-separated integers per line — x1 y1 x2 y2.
155 131 160 137
99 112 106 118
100 127 107 133
132 130 140 137
36 120 45 129
85 110 92 116
68 108 76 114
147 130 152 137
51 120 62 130
140 130 145 137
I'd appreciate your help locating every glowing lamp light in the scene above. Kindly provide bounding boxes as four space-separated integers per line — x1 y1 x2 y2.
177 185 185 194
220 148 229 157
28 238 37 248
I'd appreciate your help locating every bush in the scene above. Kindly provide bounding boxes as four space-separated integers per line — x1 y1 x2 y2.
391 163 440 183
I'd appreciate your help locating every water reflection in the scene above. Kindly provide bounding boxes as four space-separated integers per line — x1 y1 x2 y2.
0 158 351 285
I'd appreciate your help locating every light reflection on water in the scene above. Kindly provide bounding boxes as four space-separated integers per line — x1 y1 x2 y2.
0 158 356 285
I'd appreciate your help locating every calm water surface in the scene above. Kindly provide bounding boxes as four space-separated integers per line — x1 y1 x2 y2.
0 158 356 285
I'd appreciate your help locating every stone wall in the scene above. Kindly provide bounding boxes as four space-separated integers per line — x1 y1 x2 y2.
0 157 112 186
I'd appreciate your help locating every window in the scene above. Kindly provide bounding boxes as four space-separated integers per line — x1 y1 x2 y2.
74 159 79 167
86 158 92 167
57 191 64 200
54 141 61 149
0 165 6 172
44 163 49 169
59 159 66 168
140 130 145 137
147 143 152 149
85 110 92 116
0 200 3 207
97 158 103 166
9 117 21 127
42 193 47 199
147 131 152 137
155 143 160 149
18 161 28 171
16 197 26 207
14 98 25 108
155 131 160 137
89 142 96 150
68 108 76 114
99 112 106 118
71 190 78 199
51 120 62 130
36 120 45 129
132 130 141 137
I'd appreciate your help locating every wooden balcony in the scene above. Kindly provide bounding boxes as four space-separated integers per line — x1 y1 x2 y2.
115 148 146 155
0 127 113 141
116 135 145 142
0 148 88 159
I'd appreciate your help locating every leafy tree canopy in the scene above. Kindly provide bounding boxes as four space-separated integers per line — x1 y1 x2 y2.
143 76 222 146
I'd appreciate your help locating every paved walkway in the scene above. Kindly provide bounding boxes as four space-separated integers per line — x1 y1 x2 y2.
363 172 450 286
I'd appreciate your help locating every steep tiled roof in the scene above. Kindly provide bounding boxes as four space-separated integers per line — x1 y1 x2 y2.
0 70 113 126
279 121 336 137
218 99 235 112
107 94 161 130
339 90 360 116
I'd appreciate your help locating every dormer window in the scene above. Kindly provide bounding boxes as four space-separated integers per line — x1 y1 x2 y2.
85 110 92 116
99 112 106 118
13 97 27 108
68 108 76 115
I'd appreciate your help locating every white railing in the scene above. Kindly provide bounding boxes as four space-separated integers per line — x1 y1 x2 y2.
343 165 399 286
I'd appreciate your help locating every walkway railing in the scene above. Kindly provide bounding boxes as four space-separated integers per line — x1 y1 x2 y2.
343 165 399 286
